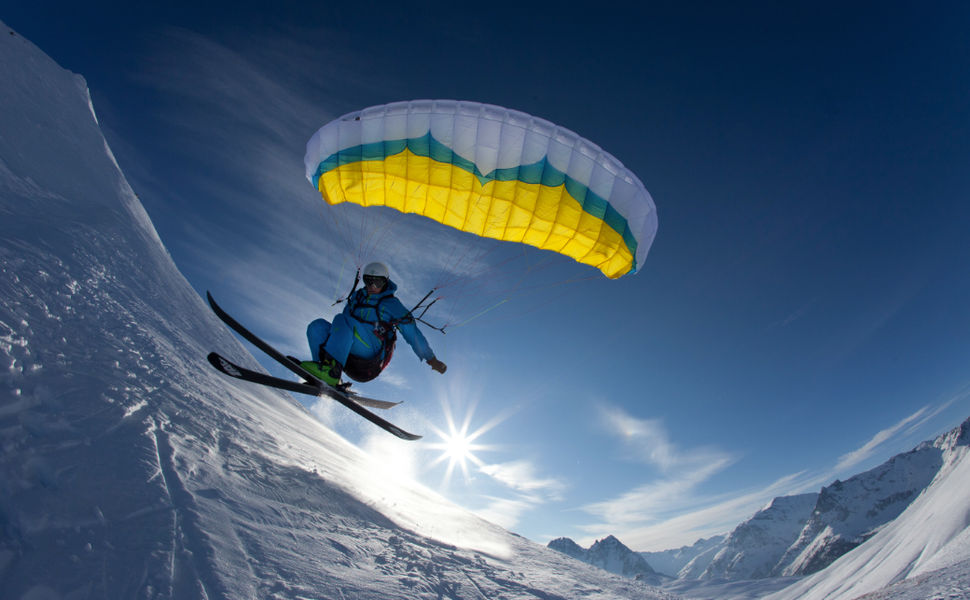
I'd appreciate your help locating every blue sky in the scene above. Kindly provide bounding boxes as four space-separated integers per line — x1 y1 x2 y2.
8 2 970 551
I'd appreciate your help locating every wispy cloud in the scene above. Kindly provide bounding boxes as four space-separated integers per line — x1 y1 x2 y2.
599 405 733 473
582 458 732 528
126 28 358 331
575 406 738 547
834 402 954 475
480 460 566 502
834 407 927 473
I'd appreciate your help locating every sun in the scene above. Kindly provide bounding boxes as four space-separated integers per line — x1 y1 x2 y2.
443 428 474 465
427 396 508 487
428 417 486 484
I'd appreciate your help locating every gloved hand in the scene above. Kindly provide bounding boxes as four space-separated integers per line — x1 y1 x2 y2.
427 357 447 374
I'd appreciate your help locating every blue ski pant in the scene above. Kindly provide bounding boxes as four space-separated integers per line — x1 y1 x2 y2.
307 314 382 366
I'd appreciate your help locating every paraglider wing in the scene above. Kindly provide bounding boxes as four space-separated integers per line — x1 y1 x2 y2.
304 100 657 279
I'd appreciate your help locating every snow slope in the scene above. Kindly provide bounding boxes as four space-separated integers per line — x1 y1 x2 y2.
0 23 673 600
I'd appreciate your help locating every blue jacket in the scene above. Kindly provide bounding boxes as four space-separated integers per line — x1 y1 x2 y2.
344 279 435 362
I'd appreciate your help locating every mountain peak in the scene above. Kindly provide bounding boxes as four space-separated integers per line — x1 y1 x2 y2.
935 415 970 454
547 537 585 559
548 535 658 580
592 534 623 548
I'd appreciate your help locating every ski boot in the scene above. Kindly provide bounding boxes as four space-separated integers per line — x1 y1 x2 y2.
299 350 343 388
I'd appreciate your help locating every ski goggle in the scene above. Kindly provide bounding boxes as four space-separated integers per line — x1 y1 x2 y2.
363 275 387 288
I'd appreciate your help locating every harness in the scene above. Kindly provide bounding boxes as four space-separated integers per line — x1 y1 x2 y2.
343 290 408 382
351 291 404 345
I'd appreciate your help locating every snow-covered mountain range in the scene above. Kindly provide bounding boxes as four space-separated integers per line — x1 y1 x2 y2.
0 23 671 600
645 431 947 583
688 492 819 580
551 416 970 599
777 440 944 577
766 418 970 600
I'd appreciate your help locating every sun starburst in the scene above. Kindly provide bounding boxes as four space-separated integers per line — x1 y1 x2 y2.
426 395 509 487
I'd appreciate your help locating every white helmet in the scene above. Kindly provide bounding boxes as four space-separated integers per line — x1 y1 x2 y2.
363 262 389 279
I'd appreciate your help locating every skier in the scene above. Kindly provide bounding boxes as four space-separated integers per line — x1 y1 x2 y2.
300 262 447 387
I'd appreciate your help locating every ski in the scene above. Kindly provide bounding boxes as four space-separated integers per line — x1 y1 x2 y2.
206 353 400 410
206 291 421 441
